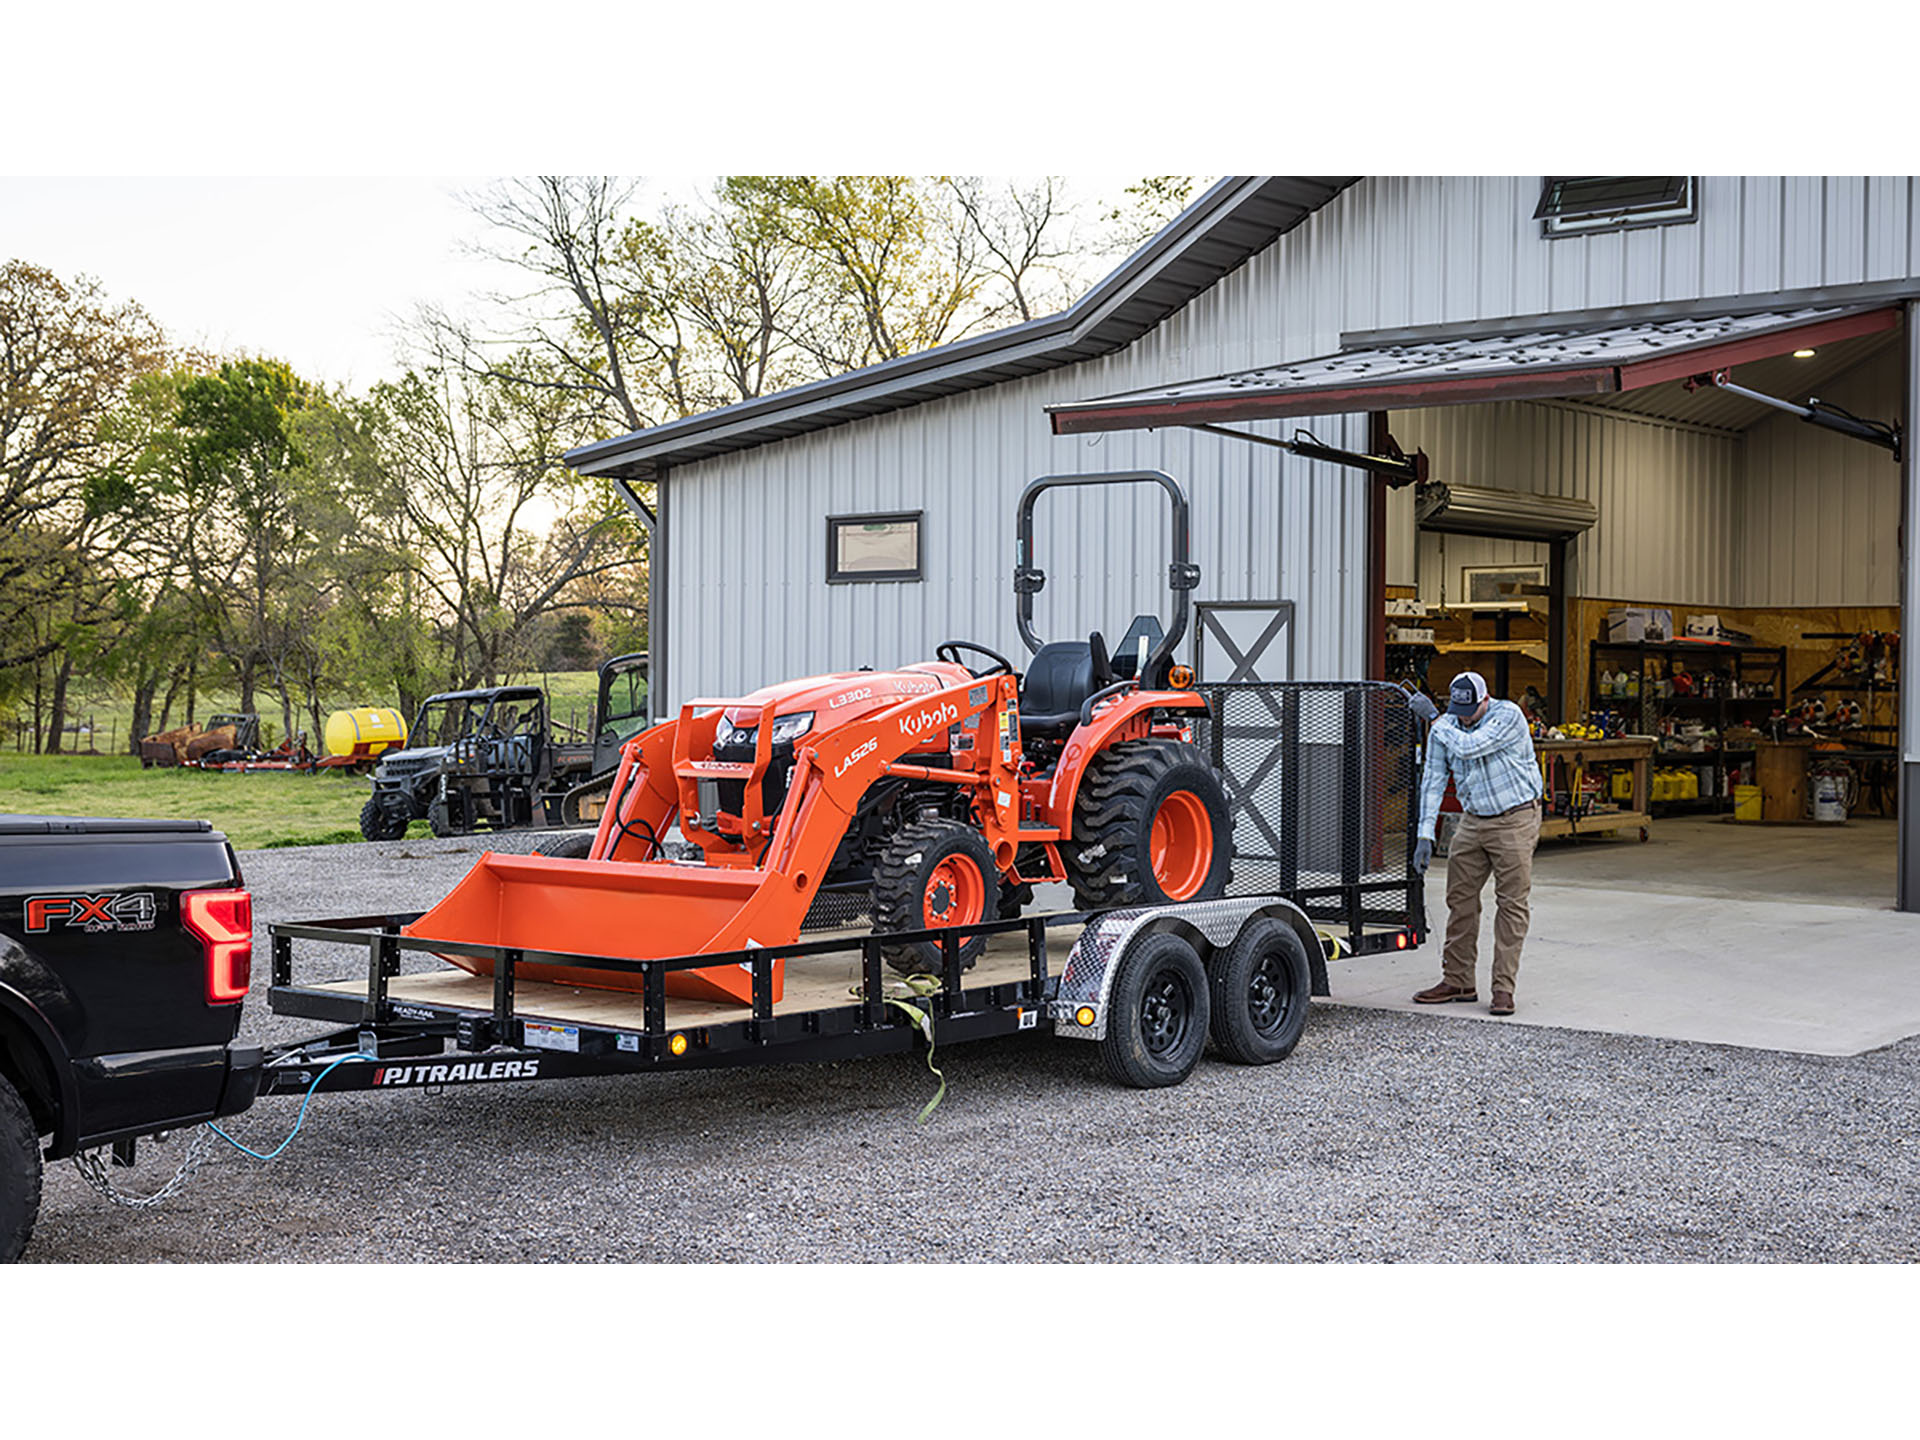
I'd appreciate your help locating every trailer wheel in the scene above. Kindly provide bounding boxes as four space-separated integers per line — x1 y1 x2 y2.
0 1073 42 1265
533 830 596 859
1207 917 1312 1064
874 819 995 977
1068 741 1231 910
1100 932 1211 1088
359 796 410 842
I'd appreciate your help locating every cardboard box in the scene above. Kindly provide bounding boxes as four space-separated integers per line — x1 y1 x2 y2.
1684 613 1721 638
1605 607 1673 643
1388 626 1435 645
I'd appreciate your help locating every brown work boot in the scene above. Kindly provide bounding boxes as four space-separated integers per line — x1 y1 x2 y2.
1490 990 1515 1016
1413 982 1477 1004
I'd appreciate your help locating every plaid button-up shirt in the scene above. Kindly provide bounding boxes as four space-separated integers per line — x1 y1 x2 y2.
1416 699 1543 840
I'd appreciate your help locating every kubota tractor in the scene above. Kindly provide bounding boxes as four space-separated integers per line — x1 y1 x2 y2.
406 470 1233 1003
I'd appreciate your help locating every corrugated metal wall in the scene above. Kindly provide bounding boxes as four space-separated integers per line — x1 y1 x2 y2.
1386 402 1742 606
663 176 1920 707
1736 351 1906 606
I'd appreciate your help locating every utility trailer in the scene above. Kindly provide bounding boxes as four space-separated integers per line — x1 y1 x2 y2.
263 682 1427 1096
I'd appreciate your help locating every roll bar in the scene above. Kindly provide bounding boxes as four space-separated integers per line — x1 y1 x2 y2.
1013 469 1197 678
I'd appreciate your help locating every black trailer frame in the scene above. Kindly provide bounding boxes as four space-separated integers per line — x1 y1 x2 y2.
263 680 1428 1096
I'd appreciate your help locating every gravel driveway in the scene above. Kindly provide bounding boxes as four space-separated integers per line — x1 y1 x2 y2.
24 836 1920 1263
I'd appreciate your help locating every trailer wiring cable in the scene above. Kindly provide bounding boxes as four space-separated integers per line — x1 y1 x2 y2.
72 1051 366 1210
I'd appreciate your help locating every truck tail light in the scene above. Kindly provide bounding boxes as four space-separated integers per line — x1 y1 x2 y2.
183 888 253 1004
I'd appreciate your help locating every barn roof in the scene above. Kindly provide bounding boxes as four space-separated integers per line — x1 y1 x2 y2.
565 176 1357 479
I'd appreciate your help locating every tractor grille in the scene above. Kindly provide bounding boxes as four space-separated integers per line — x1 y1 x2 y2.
1189 681 1423 947
709 735 797 818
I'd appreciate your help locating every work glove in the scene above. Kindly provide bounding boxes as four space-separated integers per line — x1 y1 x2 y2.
1412 837 1434 874
1406 690 1439 726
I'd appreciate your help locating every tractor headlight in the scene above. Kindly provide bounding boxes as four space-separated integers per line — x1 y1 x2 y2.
713 716 755 748
769 712 815 745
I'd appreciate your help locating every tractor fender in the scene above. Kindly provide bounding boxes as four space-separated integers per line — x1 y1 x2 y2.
1045 690 1210 836
1048 896 1326 1040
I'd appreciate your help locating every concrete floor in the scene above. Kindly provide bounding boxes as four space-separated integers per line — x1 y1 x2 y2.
1332 813 1918 1057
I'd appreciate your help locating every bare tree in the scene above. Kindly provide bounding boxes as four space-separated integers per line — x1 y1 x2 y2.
946 176 1077 323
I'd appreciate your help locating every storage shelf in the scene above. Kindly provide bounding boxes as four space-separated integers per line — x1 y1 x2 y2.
1438 639 1549 665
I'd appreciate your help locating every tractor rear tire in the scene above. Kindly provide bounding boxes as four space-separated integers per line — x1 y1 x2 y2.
1100 932 1211 1088
1067 741 1231 911
0 1073 42 1264
533 829 596 859
1206 917 1312 1065
359 796 410 842
874 819 996 977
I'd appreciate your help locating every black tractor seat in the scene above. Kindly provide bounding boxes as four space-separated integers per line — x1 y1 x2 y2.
1018 633 1112 741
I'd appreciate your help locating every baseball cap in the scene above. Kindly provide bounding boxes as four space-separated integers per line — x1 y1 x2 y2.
1447 671 1490 718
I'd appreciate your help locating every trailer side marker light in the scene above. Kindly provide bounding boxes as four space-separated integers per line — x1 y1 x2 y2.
1075 1006 1096 1028
669 1032 690 1057
1396 932 1410 950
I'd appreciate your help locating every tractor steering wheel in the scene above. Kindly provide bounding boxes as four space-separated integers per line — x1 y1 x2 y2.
935 640 1016 679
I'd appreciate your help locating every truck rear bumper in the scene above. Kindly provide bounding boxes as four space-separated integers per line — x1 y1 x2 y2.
60 1040 266 1158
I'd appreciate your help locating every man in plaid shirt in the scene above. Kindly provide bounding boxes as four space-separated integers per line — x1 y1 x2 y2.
1408 671 1543 1016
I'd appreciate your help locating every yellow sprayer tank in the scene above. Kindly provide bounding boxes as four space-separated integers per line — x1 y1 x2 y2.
324 706 409 761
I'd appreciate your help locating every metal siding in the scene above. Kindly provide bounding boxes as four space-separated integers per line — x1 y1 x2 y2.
1391 401 1740 607
665 175 1920 709
1734 346 1905 607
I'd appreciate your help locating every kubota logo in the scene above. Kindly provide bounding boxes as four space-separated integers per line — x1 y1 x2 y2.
25 892 158 933
834 738 879 778
898 701 959 739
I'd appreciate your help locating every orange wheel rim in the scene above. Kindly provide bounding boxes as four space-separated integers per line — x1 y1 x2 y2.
924 856 985 928
1150 791 1212 900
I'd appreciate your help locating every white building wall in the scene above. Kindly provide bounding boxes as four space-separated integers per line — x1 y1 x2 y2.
663 176 1920 706
1736 353 1907 607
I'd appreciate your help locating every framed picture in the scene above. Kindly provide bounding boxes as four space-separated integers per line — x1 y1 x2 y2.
1461 563 1546 604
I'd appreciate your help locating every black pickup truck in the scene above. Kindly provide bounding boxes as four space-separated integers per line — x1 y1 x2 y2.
0 815 265 1261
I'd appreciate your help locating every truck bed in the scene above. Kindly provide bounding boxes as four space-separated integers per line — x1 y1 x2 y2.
305 925 1081 1032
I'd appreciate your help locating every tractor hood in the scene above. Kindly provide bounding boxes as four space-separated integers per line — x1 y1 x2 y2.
719 664 971 728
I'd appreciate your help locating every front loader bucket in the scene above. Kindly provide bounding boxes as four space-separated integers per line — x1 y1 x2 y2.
402 853 786 1005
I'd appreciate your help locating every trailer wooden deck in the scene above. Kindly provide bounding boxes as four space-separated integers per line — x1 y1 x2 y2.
310 925 1082 1032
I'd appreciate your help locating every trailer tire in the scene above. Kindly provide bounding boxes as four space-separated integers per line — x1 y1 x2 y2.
359 796 410 842
1207 917 1312 1064
1100 932 1210 1088
874 820 995 977
1067 741 1231 910
533 830 596 859
0 1073 41 1264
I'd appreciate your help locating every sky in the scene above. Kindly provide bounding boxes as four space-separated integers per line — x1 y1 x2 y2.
0 177 540 391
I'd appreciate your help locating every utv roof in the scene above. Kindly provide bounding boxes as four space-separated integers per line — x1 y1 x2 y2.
423 687 547 703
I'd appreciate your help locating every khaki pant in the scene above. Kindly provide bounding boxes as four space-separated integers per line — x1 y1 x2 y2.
1441 805 1540 996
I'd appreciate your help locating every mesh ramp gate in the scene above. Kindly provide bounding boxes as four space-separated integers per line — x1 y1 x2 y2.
1195 680 1425 951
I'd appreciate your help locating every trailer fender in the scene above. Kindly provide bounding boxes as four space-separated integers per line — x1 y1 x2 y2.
1050 896 1324 1040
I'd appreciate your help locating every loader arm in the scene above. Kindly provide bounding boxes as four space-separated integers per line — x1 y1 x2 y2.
590 718 681 861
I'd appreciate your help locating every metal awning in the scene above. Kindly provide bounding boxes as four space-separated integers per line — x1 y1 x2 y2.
1048 305 1903 433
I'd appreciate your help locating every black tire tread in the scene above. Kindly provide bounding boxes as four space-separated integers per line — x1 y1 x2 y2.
1206 916 1313 1065
1099 932 1211 1088
1065 740 1230 910
359 795 409 842
533 829 596 859
872 818 996 977
0 1073 43 1265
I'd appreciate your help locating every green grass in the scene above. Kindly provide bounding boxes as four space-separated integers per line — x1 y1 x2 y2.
0 753 392 850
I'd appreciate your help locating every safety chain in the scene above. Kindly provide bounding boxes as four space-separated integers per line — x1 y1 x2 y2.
71 1126 217 1210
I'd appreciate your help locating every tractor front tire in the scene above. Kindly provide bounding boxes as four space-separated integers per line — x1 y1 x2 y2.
1067 741 1231 911
0 1073 43 1264
1207 917 1313 1065
533 829 596 859
359 796 411 842
1100 932 1211 1088
874 819 996 977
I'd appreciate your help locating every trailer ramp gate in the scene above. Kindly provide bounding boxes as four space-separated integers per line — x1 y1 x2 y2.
263 681 1425 1093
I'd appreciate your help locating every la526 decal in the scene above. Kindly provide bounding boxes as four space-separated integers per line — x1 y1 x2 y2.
25 892 159 933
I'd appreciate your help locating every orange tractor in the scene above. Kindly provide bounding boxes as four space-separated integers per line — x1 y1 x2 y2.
406 471 1232 1003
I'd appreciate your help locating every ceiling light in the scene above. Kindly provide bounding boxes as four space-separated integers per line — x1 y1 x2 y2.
1793 348 1817 358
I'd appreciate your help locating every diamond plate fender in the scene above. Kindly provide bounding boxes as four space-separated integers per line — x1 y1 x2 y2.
1049 895 1324 1041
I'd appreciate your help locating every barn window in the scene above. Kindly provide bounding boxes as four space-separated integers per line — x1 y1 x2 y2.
827 511 923 583
1534 176 1695 236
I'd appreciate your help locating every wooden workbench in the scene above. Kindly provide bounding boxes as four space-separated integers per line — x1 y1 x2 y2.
1534 736 1654 841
